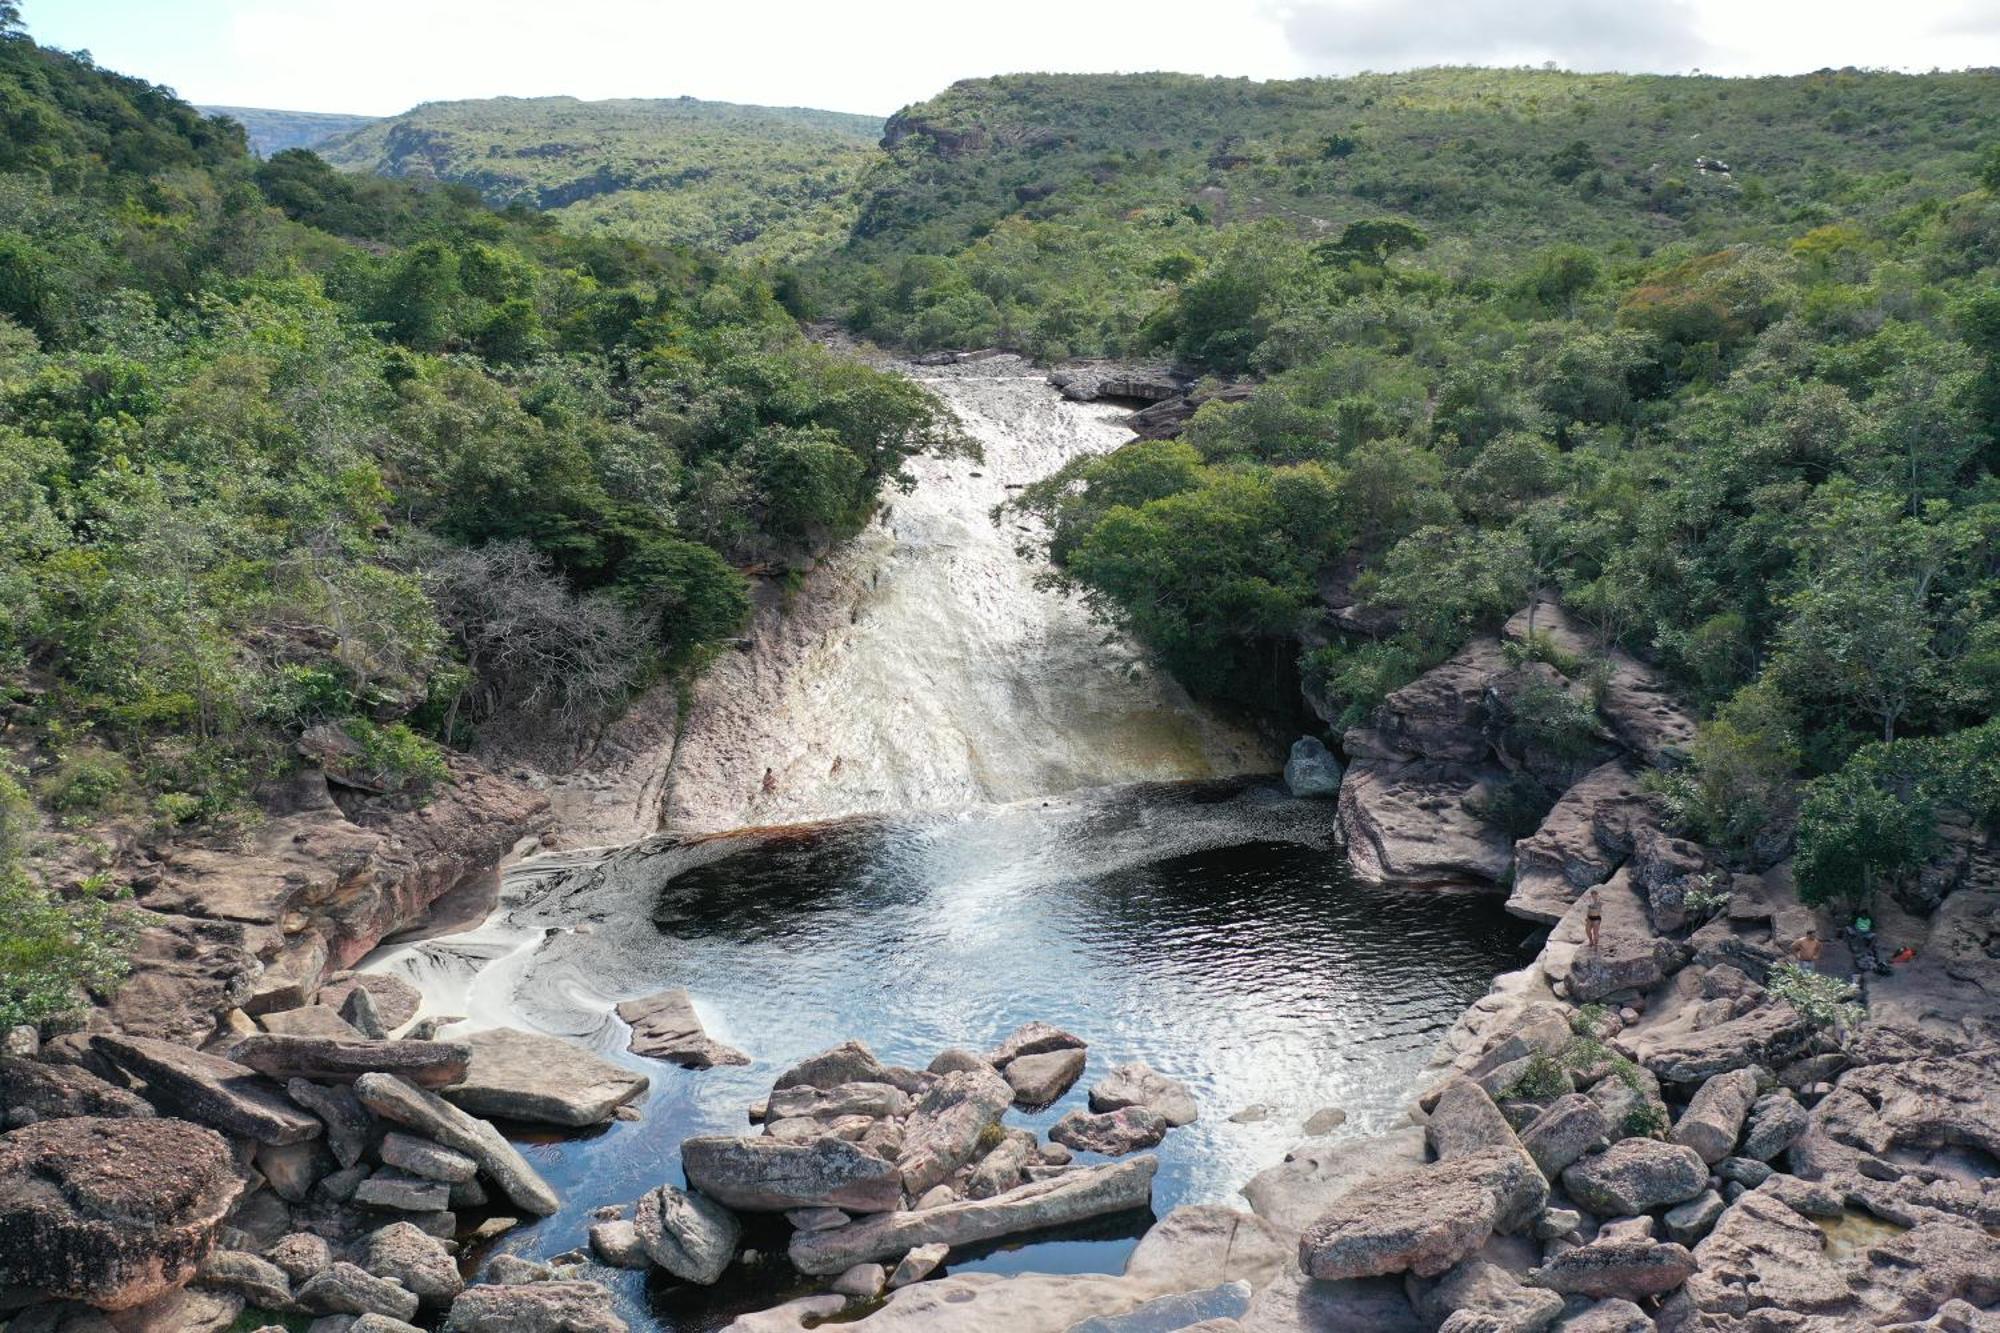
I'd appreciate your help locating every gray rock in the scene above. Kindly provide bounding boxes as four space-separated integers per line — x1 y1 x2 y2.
1088 1062 1198 1127
1519 1094 1608 1180
681 1135 903 1213
256 1137 334 1203
983 1022 1086 1070
340 987 388 1039
925 1048 991 1076
286 1079 371 1169
1560 1140 1708 1215
1549 1297 1651 1331
0 1053 154 1120
1296 1146 1548 1280
1634 1001 1814 1086
485 1254 553 1284
1669 1067 1760 1165
1663 1189 1726 1244
3 1024 38 1057
830 1261 886 1298
1426 1077 1521 1162
1411 1257 1562 1333
1239 1265 1422 1331
318 975 423 1033
441 1280 627 1333
231 1035 471 1089
887 1241 948 1289
774 1040 890 1090
788 1157 1158 1275
766 1081 908 1121
353 1170 451 1213
632 1184 741 1285
443 1028 648 1128
197 1248 293 1308
614 988 749 1069
1715 1155 1771 1187
786 1206 849 1232
94 1034 321 1145
257 1005 367 1039
966 1128 1038 1199
380 1131 479 1183
1283 737 1343 797
1241 1126 1426 1238
1535 1207 1581 1239
348 1318 425 1333
1527 1237 1696 1298
296 1261 421 1322
353 1073 560 1217
588 1219 649 1270
1051 1106 1170 1156
1302 1106 1347 1136
359 1222 463 1304
1075 1280 1255 1332
266 1231 334 1282
896 1067 1013 1195
1229 1104 1272 1124
1740 1089 1809 1161
1003 1047 1087 1107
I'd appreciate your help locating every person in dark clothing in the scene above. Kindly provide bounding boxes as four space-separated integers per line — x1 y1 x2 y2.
1583 888 1602 951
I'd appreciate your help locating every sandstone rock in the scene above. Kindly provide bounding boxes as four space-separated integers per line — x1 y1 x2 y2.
789 1157 1157 1275
1629 822 1712 933
896 1067 1013 1195
1426 1077 1521 1162
887 1242 948 1289
297 1261 420 1322
1088 1063 1197 1127
1237 1266 1421 1331
105 1286 244 1332
340 986 388 1039
0 1055 155 1120
1519 1094 1608 1179
229 1035 471 1089
1538 871 1680 1004
1670 1067 1760 1165
1587 1068 1669 1143
1004 1048 1086 1107
353 1073 559 1217
1301 1106 1347 1136
633 1184 740 1285
266 1232 333 1283
1664 1189 1726 1244
1549 1298 1650 1332
1506 762 1651 924
354 1170 451 1213
984 1022 1086 1070
318 975 423 1033
1681 1188 1854 1319
1337 755 1516 885
379 1131 478 1183
926 1048 990 1076
767 1081 908 1121
1791 1047 2000 1184
614 988 749 1069
1528 1236 1696 1298
788 1206 850 1232
443 1028 647 1128
682 1136 903 1213
1283 737 1343 798
0 1115 242 1310
1411 1257 1563 1332
256 1004 366 1040
195 1248 292 1308
831 1262 886 1298
1502 605 1695 765
588 1219 648 1269
255 1137 333 1203
775 1040 890 1090
1052 1106 1170 1156
285 1079 370 1169
1071 1281 1254 1332
358 1222 462 1304
1560 1140 1707 1215
94 1035 320 1145
1632 1001 1814 1086
1740 1090 1808 1161
1240 1126 1427 1237
441 1280 627 1333
966 1129 1037 1199
1296 1147 1548 1281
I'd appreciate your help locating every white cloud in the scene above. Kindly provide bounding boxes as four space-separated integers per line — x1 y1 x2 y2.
1272 0 1710 74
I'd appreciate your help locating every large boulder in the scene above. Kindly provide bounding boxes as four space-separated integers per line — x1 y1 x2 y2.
1283 737 1343 798
0 1054 155 1120
354 1072 560 1216
682 1135 903 1213
0 1116 242 1309
776 1039 891 1089
1519 1093 1609 1179
93 1034 320 1145
633 1183 741 1285
1669 1067 1760 1165
1337 755 1516 886
1050 1107 1169 1156
615 988 749 1069
1527 1236 1696 1299
1560 1140 1708 1215
443 1027 648 1127
1240 1126 1427 1238
1425 1077 1520 1162
1538 871 1681 1004
1088 1062 1198 1127
1295 1147 1547 1281
1238 1266 1422 1331
1632 1001 1815 1086
442 1279 628 1333
896 1067 1013 1195
789 1157 1158 1275
358 1221 464 1304
984 1023 1086 1071
297 1260 422 1322
1004 1048 1086 1107
1506 762 1651 924
1411 1257 1563 1333
227 1034 471 1088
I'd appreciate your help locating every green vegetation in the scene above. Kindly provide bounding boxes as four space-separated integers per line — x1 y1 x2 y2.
314 96 884 261
0 767 132 1030
1768 960 1866 1028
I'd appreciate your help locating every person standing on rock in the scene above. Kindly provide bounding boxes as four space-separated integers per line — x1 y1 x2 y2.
1790 927 1822 971
1583 888 1602 951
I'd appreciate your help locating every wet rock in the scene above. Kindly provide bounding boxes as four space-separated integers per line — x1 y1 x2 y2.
589 1219 648 1269
266 1232 333 1283
984 1022 1086 1070
1664 1189 1726 1244
1519 1094 1609 1180
1560 1140 1707 1215
789 1157 1157 1275
633 1184 741 1285
1411 1256 1563 1332
1088 1063 1197 1127
1283 737 1343 798
896 1067 1013 1195
0 1115 242 1310
195 1248 292 1308
354 1170 451 1213
379 1131 478 1183
1004 1048 1086 1107
443 1028 648 1128
1296 1146 1548 1280
1301 1106 1347 1136
297 1261 420 1322
831 1262 887 1298
682 1135 903 1213
441 1280 627 1333
229 1035 471 1089
1528 1236 1696 1299
1740 1090 1808 1161
615 988 749 1069
1229 1104 1272 1124
285 1079 371 1169
775 1040 890 1090
1669 1067 1759 1165
887 1241 948 1289
1241 1126 1427 1237
1048 361 1186 404
358 1222 462 1304
94 1034 321 1145
0 1055 155 1120
353 1073 559 1217
1051 1106 1170 1156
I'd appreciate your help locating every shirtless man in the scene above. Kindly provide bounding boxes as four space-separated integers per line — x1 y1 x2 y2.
1790 928 1823 970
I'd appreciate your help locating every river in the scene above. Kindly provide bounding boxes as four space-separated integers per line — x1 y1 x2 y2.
367 360 1523 1330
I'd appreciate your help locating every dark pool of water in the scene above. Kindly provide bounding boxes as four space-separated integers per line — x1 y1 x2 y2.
388 779 1527 1330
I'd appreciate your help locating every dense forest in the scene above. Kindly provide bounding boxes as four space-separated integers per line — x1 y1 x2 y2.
0 10 957 1025
313 96 885 260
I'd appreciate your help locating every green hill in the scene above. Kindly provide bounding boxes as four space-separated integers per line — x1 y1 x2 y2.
829 68 1999 358
199 105 379 157
315 95 885 260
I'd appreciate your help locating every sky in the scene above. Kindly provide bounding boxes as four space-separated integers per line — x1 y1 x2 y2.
25 0 2000 119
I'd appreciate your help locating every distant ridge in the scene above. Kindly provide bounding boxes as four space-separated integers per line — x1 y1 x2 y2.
200 105 379 157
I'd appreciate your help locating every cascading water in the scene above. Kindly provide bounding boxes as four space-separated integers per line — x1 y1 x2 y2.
365 359 1523 1332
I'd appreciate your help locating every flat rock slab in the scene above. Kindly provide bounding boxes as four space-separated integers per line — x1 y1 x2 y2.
682 1135 904 1214
789 1156 1159 1275
1336 754 1516 886
229 1034 471 1089
354 1072 560 1216
1004 1047 1087 1107
1051 1106 1170 1156
443 1027 649 1127
1296 1146 1547 1281
257 1005 368 1039
1241 1126 1427 1238
615 988 749 1069
1089 1063 1198 1127
95 1033 321 1145
440 1279 628 1333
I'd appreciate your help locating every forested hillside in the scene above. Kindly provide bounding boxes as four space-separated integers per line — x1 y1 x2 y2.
199 105 378 157
0 11 955 1024
315 95 885 260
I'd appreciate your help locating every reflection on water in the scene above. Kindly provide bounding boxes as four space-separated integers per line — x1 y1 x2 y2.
375 780 1524 1331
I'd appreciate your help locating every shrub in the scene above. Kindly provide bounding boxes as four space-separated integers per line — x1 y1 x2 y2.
35 747 131 818
1502 628 1582 676
1500 678 1603 763
1768 961 1864 1029
339 718 451 794
0 868 134 1031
